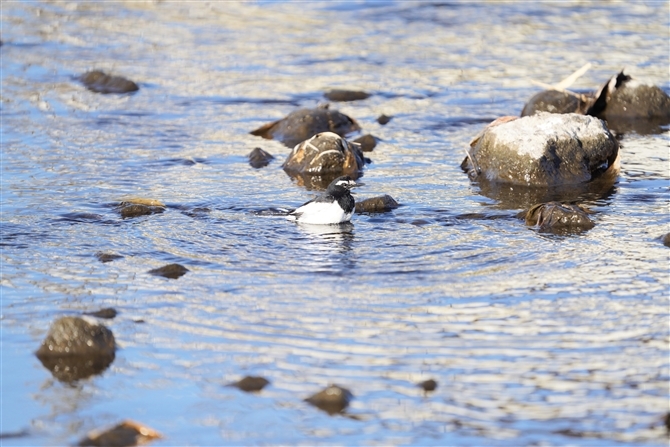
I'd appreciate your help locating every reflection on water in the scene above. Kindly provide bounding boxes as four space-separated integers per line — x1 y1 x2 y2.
1 1 669 446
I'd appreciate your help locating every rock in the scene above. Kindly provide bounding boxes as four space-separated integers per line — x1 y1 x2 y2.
305 385 353 415
96 252 124 263
461 113 619 186
355 195 399 214
522 202 595 232
250 106 361 148
148 263 189 279
248 147 274 168
662 233 670 247
418 379 438 392
227 376 270 392
521 90 590 117
377 114 392 125
282 132 365 178
77 420 162 447
352 134 377 152
588 72 670 120
117 198 166 219
84 308 118 319
35 316 116 382
79 70 139 94
324 89 371 102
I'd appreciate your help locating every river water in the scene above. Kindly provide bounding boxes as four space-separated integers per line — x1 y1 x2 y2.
1 1 668 445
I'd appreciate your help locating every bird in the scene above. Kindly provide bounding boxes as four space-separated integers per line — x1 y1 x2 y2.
286 176 357 225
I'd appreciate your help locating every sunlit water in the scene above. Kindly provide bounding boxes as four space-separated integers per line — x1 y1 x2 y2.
1 1 668 445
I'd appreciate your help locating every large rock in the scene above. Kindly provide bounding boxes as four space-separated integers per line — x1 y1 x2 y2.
250 106 361 148
283 132 365 179
461 113 619 186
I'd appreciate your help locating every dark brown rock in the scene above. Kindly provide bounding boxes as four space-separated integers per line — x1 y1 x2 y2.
96 252 124 263
117 199 165 219
78 420 162 447
662 233 670 247
282 132 365 178
324 89 371 102
418 379 438 392
355 195 399 214
377 114 392 125
79 70 139 94
250 106 361 148
521 90 590 117
248 147 274 168
522 202 595 233
352 134 377 152
84 308 118 319
228 376 270 392
148 263 189 279
589 72 670 120
305 385 353 415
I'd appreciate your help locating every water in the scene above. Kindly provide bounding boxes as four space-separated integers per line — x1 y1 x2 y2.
1 1 668 445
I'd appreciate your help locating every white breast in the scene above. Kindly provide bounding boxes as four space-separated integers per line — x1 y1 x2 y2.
287 201 353 225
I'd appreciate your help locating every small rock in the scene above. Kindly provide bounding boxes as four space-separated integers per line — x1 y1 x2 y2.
461 113 619 186
522 202 595 233
662 233 670 247
227 376 270 392
117 198 165 219
355 195 399 214
84 308 118 319
324 89 371 102
250 106 361 148
521 90 590 117
352 134 377 152
282 132 365 177
78 420 162 447
377 114 392 125
79 70 139 94
148 263 189 279
248 147 274 168
418 379 438 392
96 252 124 263
305 385 353 415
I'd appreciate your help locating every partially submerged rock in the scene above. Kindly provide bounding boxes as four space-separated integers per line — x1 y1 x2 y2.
117 198 166 219
355 195 399 214
78 420 162 447
377 114 392 125
84 308 118 319
305 385 353 415
462 113 619 186
248 147 274 168
96 252 124 263
148 263 189 279
661 233 670 248
324 89 371 102
522 202 595 233
250 106 361 148
352 134 377 152
418 379 438 392
79 70 139 94
282 132 365 179
227 376 270 392
521 90 590 116
35 316 116 382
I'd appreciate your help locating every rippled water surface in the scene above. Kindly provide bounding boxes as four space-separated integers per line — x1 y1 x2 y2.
2 1 669 445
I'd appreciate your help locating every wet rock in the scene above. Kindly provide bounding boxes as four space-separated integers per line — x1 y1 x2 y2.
84 308 118 319
148 263 189 279
352 134 377 152
355 195 399 214
461 113 619 186
305 385 353 415
664 412 670 431
324 89 371 102
588 72 670 121
35 316 116 382
117 198 166 219
78 420 162 447
250 106 361 148
662 233 670 247
79 70 139 94
96 252 124 263
521 90 590 117
377 114 392 125
227 376 270 392
418 379 438 392
282 132 365 180
248 147 274 168
522 202 595 233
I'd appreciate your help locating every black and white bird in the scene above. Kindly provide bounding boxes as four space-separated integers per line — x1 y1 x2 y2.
286 176 357 225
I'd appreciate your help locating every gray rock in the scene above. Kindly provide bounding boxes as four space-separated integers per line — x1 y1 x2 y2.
305 385 353 415
84 308 118 319
148 263 189 279
248 147 274 168
522 202 595 233
282 132 365 178
355 195 399 214
324 89 371 102
521 90 590 117
96 252 124 263
588 72 670 120
250 106 361 148
462 113 619 186
79 70 139 94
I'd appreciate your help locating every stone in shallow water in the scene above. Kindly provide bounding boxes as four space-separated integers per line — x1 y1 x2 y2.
250 106 361 148
462 113 619 186
148 263 189 279
77 420 162 447
116 198 166 219
84 308 118 319
418 379 438 392
283 132 365 177
377 114 392 125
248 147 274 168
355 195 399 214
324 89 371 102
661 233 670 248
305 385 353 415
96 252 124 263
521 90 590 116
227 376 270 392
352 134 377 152
79 70 139 94
522 202 595 233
